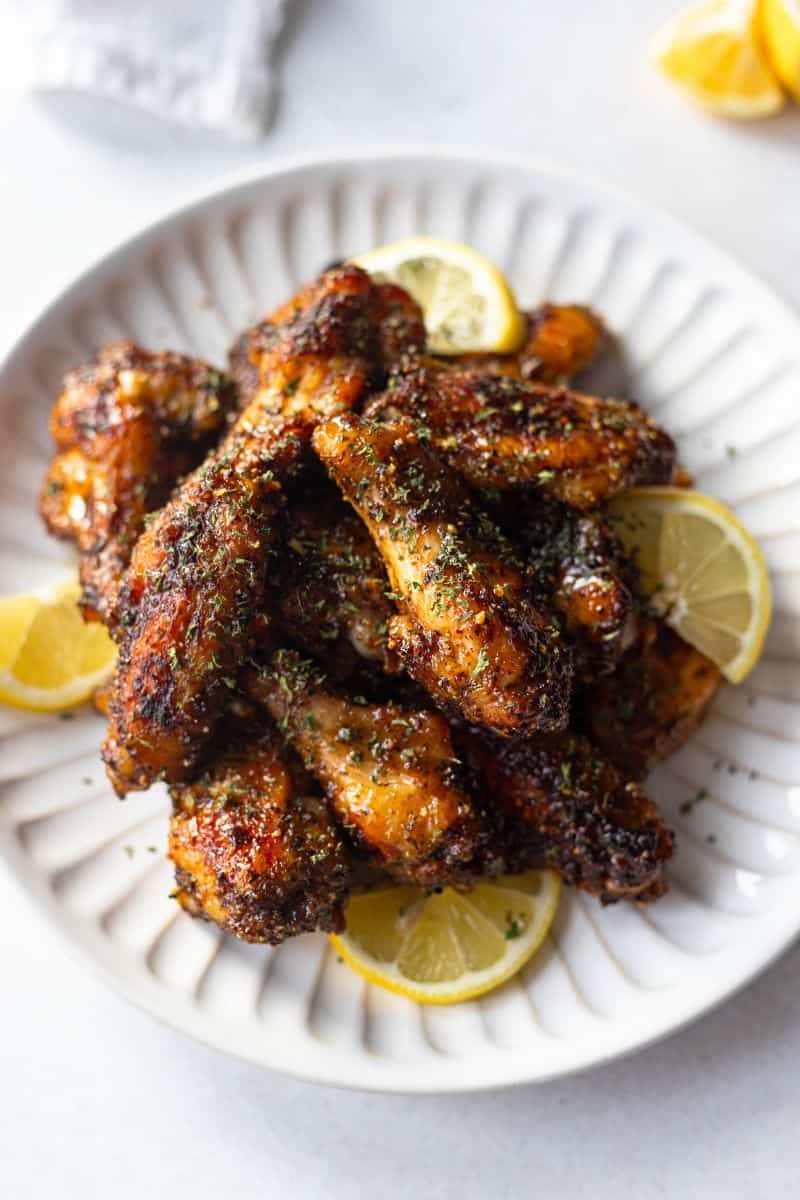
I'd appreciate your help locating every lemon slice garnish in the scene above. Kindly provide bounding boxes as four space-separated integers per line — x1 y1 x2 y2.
0 575 117 711
760 0 800 98
330 870 560 1005
610 487 771 683
355 236 525 355
652 0 785 118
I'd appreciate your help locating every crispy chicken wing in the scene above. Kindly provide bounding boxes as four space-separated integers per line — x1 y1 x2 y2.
577 620 723 780
40 343 235 625
313 412 573 735
276 484 398 679
169 723 351 943
455 303 606 384
517 501 639 677
104 265 403 795
229 276 425 408
248 649 482 887
465 732 673 902
366 365 675 509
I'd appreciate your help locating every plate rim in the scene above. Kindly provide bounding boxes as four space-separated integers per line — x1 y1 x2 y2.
2 142 799 1094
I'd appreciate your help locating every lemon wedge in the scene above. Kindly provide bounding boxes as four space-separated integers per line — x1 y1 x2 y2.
653 0 785 117
331 870 560 1005
0 575 117 711
355 236 525 355
610 488 771 683
760 0 800 97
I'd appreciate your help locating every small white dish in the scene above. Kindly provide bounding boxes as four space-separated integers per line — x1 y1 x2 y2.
1 147 798 1093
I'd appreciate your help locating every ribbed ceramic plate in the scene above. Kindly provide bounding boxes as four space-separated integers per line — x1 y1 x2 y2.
1 149 799 1093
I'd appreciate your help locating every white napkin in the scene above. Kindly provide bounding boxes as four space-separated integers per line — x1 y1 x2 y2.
5 0 286 138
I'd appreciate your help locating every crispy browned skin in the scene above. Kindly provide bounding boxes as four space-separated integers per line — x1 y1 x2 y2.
366 365 676 509
229 277 425 408
248 650 482 887
465 732 673 902
517 501 639 678
578 621 723 780
277 484 398 679
455 303 605 384
104 265 410 795
40 343 235 625
313 412 573 735
168 724 351 943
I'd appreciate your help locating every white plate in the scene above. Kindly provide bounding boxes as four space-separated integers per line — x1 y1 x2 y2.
1 148 799 1094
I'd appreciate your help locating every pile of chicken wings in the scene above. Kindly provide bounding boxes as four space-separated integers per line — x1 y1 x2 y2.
40 265 722 944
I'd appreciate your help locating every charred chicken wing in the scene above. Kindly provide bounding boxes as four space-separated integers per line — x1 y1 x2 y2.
169 723 351 943
466 732 673 902
313 412 573 735
40 342 235 626
578 620 723 780
366 365 675 508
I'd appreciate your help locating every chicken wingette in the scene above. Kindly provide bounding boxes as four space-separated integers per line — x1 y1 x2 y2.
366 365 676 509
276 484 398 680
577 620 723 780
168 722 351 943
40 342 235 626
313 412 573 736
248 649 483 887
465 731 674 902
104 266 420 795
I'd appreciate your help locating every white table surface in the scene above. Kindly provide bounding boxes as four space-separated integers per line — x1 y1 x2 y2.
1 2 799 1196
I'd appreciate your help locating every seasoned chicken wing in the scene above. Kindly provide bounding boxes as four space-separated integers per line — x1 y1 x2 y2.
40 343 235 626
517 501 639 678
366 365 675 509
455 303 606 385
169 723 351 943
104 265 403 795
313 412 573 735
577 620 723 780
465 732 673 902
229 276 425 408
276 484 398 679
248 649 483 887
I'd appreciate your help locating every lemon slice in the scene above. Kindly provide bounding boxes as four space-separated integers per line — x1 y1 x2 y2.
355 237 525 355
0 575 117 711
760 0 800 98
609 488 771 683
652 0 785 117
331 870 560 1005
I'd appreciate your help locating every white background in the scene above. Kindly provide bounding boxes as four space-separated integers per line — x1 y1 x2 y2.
1 2 799 1196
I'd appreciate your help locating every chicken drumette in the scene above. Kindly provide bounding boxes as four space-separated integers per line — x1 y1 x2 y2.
40 342 236 627
314 411 574 736
169 721 351 943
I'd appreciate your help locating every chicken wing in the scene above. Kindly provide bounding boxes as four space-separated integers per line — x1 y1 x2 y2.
40 343 235 626
248 649 483 887
229 276 425 408
276 483 398 679
577 620 723 780
104 265 402 795
313 412 573 735
454 303 606 384
169 723 351 943
517 501 639 677
366 365 676 509
465 732 673 902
